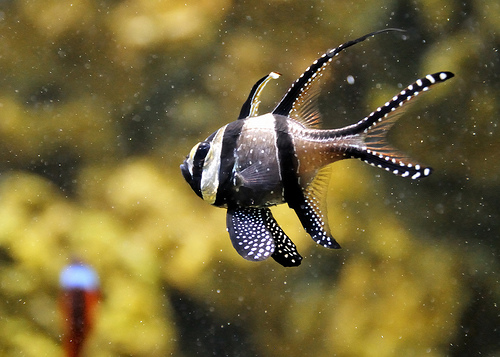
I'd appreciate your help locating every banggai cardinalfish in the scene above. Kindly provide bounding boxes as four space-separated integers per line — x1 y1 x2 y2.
181 29 453 267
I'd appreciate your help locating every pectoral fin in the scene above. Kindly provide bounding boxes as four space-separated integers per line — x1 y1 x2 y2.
233 161 280 191
226 207 302 266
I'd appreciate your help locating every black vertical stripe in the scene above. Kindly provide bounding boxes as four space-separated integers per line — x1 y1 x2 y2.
274 116 302 208
190 141 211 198
214 120 245 207
275 116 340 247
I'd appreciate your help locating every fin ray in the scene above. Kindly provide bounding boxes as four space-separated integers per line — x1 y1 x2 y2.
288 74 323 128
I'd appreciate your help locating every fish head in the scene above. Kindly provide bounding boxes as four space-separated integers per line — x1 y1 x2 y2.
181 140 212 199
181 127 226 204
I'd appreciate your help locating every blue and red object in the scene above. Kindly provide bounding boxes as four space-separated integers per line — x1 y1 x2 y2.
59 262 100 357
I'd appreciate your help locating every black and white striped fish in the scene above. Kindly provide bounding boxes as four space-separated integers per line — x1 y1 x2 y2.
180 29 453 267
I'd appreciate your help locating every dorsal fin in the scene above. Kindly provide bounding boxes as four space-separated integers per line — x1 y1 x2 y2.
238 72 281 119
272 28 404 127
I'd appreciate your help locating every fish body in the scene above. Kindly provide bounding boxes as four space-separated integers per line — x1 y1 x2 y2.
181 29 454 267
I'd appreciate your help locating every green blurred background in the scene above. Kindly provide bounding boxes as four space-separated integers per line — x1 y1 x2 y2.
0 0 498 356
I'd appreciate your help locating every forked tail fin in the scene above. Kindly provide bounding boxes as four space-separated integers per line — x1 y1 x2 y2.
343 71 454 179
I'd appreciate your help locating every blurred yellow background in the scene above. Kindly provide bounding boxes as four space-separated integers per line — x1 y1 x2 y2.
0 0 498 356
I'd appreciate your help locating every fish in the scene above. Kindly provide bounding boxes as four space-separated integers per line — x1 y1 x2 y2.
59 262 100 357
180 29 454 267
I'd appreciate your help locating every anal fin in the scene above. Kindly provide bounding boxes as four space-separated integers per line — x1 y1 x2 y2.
294 166 341 249
294 201 341 249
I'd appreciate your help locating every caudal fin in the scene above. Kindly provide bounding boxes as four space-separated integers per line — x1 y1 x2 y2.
344 71 454 179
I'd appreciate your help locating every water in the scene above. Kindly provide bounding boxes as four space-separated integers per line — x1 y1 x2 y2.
0 1 498 356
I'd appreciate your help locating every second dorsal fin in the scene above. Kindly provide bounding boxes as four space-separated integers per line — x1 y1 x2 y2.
272 29 404 128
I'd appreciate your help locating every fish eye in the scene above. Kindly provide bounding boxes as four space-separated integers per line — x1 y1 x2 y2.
183 141 211 199
193 141 211 170
196 141 210 157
